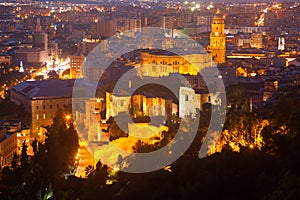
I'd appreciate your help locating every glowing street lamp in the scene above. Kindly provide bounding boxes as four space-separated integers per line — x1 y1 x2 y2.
65 114 71 129
65 114 71 120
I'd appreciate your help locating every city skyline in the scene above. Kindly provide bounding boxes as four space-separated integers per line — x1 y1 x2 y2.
0 0 300 199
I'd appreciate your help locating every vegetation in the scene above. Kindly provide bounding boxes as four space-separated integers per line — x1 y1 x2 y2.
1 86 300 199
0 110 79 200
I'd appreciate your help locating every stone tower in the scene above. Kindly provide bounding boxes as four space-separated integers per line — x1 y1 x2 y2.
209 9 226 64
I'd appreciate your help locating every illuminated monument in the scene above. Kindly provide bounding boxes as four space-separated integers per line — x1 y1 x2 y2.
208 9 226 64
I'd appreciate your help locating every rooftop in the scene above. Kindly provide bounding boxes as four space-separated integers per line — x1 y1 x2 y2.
11 79 75 100
14 47 44 53
141 48 207 56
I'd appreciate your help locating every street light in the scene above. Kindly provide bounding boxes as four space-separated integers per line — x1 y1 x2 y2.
65 114 71 129
65 114 71 120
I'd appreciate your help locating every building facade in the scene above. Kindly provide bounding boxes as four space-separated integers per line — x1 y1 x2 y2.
250 32 263 49
82 38 101 56
90 19 116 38
33 32 48 51
106 92 177 121
14 48 48 67
10 80 74 139
209 9 226 64
140 51 211 77
70 55 85 79
0 127 17 168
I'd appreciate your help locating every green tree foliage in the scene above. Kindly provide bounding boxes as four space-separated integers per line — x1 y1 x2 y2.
21 141 29 170
76 161 109 200
272 96 295 125
0 110 79 200
39 111 79 180
227 85 249 112
32 137 38 155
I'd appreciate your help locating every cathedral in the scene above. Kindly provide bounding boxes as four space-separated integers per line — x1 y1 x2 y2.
208 9 226 64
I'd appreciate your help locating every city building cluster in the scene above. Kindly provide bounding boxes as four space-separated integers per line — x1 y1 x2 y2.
0 0 300 171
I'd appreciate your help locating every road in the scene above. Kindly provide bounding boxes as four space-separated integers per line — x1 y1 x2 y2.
74 140 95 178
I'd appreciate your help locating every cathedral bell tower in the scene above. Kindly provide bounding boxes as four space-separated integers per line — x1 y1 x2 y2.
208 9 226 64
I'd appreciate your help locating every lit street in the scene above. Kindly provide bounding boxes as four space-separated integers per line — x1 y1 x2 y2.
75 140 95 178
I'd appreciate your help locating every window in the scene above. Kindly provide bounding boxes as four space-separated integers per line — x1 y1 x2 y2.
208 96 211 102
50 105 52 109
36 106 39 110
120 99 124 107
36 114 39 120
152 66 156 71
185 94 189 101
43 105 45 109
43 114 46 120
